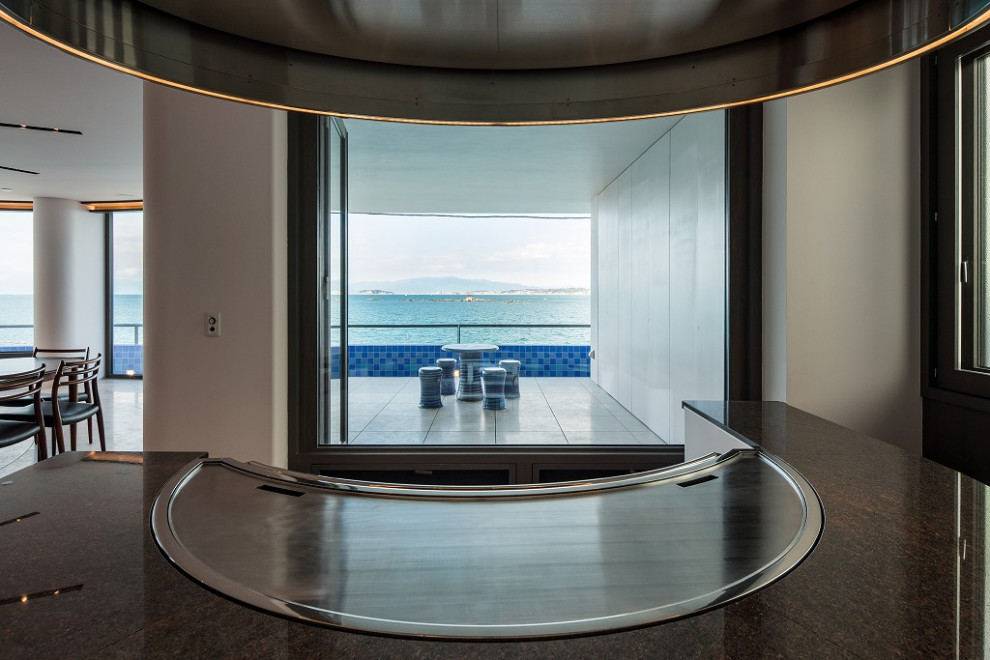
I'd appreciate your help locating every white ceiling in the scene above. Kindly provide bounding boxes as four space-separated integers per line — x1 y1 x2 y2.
0 22 143 203
0 21 683 211
345 116 681 214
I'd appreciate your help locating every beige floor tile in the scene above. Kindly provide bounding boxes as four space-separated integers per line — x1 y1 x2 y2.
565 431 641 445
424 431 495 445
352 431 427 445
495 431 568 445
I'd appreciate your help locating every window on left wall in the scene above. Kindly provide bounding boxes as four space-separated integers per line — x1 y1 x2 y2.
0 210 33 354
108 210 143 376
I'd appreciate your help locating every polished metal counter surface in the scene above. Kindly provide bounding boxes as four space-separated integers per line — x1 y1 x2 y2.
151 450 823 639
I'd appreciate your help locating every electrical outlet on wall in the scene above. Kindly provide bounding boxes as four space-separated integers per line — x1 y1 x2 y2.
206 313 221 337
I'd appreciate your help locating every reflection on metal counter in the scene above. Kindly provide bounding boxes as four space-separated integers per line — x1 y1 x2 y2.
151 450 824 639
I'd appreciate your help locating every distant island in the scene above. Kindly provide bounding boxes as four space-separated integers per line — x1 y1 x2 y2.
345 276 589 296
471 287 589 296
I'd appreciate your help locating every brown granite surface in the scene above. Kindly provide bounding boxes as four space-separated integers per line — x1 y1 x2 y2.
0 405 985 658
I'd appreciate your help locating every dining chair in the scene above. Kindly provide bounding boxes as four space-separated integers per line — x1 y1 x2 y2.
0 355 106 455
0 365 49 461
35 347 93 444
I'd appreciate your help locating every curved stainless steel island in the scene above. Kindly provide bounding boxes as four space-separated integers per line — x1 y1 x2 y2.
0 402 985 658
150 450 823 639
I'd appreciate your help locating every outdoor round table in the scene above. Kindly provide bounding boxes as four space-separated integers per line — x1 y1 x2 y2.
440 343 499 401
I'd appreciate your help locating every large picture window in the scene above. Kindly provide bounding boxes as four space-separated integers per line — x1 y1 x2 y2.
0 210 33 353
107 210 144 376
932 26 990 397
963 47 990 373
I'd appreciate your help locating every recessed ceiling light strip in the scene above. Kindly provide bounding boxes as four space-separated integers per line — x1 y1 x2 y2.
0 121 82 135
83 201 143 211
0 165 39 175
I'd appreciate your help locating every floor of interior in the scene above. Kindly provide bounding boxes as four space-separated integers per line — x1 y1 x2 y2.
0 376 665 478
332 377 666 446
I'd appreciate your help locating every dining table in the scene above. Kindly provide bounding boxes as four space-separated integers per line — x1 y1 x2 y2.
0 356 54 379
440 343 499 401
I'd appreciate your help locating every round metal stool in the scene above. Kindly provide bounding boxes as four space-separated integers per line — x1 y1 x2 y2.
418 366 443 408
481 367 507 411
498 359 521 399
436 358 458 396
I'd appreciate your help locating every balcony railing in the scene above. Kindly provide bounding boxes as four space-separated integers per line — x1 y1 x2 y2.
337 323 591 345
3 323 590 377
0 323 144 344
331 324 592 378
113 323 143 345
1 323 145 375
5 323 587 345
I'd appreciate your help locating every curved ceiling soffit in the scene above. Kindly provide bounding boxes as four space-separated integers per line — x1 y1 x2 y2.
1 0 989 125
138 0 861 70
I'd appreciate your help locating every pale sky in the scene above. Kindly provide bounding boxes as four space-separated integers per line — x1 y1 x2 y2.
0 211 32 294
112 211 143 295
348 213 591 288
0 210 143 295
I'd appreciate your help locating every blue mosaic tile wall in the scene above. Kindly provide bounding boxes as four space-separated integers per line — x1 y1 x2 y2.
334 345 590 378
1 344 144 376
113 345 144 376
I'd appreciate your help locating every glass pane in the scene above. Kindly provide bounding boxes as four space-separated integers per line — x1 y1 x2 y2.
974 52 990 368
318 119 346 445
0 211 33 352
111 211 144 375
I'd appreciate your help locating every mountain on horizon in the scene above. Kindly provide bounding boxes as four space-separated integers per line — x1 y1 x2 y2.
348 276 532 294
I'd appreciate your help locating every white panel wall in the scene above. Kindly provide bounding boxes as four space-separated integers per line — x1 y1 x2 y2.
589 197 599 383
763 61 922 454
592 111 726 443
629 153 650 419
644 139 671 440
143 84 288 466
616 166 633 407
597 182 619 396
33 197 105 366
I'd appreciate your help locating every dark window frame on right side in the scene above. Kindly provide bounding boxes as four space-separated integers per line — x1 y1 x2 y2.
929 24 990 401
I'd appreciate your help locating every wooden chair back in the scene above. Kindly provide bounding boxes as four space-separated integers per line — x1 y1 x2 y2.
52 355 102 405
34 347 89 361
0 365 46 404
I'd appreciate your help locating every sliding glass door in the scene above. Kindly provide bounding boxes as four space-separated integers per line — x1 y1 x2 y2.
318 117 348 445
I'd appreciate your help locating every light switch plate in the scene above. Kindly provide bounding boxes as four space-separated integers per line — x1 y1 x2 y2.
206 313 221 337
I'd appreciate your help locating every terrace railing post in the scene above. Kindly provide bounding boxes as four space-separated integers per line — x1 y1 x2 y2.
133 324 139 345
457 325 461 342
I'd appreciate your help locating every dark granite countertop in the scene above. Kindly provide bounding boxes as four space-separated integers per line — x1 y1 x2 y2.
1 405 985 658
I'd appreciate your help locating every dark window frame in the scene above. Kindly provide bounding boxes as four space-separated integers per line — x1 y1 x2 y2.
286 109 762 475
927 23 990 403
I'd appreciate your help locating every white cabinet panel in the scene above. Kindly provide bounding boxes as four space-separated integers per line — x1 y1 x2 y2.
617 168 633 409
591 110 725 445
669 115 700 444
630 156 650 419
646 135 671 441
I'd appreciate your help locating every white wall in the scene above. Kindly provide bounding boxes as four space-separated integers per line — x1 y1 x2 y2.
33 197 105 365
763 61 922 453
593 111 726 443
143 84 288 466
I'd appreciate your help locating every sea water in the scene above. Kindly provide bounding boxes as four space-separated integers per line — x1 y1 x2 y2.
0 294 590 346
344 294 590 345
